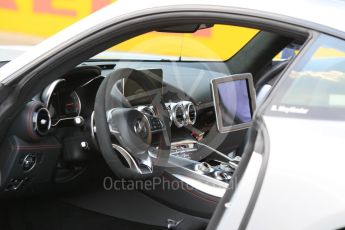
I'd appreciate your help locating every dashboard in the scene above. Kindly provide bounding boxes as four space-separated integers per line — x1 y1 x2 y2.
41 68 201 134
0 63 248 196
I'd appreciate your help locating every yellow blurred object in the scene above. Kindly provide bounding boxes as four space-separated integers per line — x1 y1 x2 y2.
0 0 116 37
313 47 345 58
111 25 259 60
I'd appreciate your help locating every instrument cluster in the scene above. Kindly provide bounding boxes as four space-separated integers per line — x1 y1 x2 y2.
41 79 82 127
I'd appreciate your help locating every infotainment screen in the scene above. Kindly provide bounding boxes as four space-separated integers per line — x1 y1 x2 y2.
211 73 256 133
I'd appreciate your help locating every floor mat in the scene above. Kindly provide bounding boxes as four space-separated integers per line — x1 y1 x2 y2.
7 198 166 230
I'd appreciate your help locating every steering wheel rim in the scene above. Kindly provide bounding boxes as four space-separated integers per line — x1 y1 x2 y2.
94 68 171 179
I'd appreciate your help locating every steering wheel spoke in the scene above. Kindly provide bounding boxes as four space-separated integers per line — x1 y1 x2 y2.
145 114 165 133
111 144 154 175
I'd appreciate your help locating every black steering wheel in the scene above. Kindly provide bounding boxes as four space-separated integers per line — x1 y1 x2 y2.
94 68 171 179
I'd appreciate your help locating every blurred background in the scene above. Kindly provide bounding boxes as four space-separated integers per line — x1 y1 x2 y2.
0 0 261 60
0 0 116 45
1 0 331 59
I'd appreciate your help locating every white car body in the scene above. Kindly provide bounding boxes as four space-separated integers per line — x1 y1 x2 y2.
0 1 344 229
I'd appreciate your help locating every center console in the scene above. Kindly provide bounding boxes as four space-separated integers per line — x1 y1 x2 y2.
166 73 256 197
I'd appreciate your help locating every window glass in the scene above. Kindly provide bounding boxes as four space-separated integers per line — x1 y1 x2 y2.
267 35 345 120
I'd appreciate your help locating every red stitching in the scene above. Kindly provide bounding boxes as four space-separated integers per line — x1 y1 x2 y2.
162 174 219 204
14 144 62 151
27 101 40 140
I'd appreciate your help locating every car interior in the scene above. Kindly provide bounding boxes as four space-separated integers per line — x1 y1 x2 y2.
0 22 307 230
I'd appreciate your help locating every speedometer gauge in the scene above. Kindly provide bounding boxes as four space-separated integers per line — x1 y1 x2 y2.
47 90 81 126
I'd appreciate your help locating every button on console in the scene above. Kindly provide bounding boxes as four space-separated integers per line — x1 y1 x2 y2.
22 153 37 172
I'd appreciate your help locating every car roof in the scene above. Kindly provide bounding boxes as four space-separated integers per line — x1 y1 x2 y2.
0 0 344 83
0 46 32 62
116 0 345 33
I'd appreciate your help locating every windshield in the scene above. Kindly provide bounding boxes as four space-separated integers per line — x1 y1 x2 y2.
92 24 259 61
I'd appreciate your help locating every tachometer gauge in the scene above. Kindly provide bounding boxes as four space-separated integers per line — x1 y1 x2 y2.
64 91 81 117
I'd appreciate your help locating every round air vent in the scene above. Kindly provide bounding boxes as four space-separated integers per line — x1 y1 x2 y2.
33 107 51 136
184 102 197 125
172 103 186 128
138 106 156 117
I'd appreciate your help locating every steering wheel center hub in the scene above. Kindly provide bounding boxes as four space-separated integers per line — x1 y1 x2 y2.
134 117 149 139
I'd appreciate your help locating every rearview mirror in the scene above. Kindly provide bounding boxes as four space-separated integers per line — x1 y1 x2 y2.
156 24 214 33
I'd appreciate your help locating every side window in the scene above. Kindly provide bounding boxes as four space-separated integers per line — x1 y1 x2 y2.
266 35 345 120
